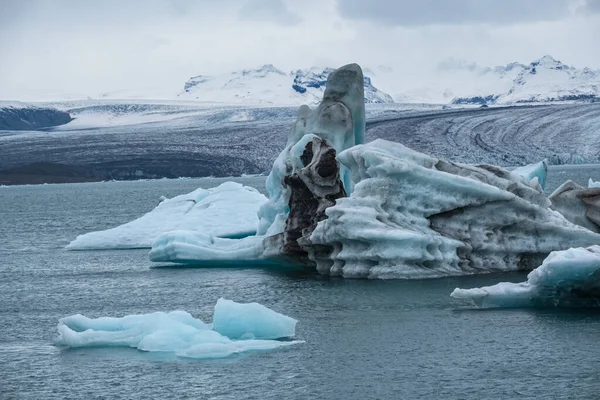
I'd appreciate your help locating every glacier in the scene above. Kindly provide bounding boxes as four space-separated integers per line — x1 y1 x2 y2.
451 246 600 308
55 298 302 359
67 182 266 250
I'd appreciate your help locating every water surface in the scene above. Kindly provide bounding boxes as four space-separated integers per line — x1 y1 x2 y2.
1 170 600 399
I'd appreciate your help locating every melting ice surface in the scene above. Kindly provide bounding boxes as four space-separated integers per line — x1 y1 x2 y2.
55 298 302 359
67 182 267 250
451 246 600 308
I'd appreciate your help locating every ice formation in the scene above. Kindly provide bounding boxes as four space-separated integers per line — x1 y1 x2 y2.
511 159 547 190
67 182 266 250
257 63 365 236
451 246 600 307
151 64 365 264
148 63 600 280
589 178 600 189
55 298 302 359
304 140 600 278
549 180 600 233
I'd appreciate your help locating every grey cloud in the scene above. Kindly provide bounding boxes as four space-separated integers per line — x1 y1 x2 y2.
239 0 301 25
584 0 600 12
337 0 588 26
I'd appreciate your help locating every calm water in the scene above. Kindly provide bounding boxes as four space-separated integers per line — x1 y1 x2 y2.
1 170 600 399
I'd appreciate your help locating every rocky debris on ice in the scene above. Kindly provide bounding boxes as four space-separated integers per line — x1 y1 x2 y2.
67 182 266 250
55 298 302 359
263 136 346 264
257 62 365 236
451 246 600 308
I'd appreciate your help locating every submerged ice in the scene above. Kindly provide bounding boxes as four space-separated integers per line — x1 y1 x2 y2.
55 298 302 359
67 182 266 250
451 246 600 308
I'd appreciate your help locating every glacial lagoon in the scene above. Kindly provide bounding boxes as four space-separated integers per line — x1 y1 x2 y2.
1 169 600 399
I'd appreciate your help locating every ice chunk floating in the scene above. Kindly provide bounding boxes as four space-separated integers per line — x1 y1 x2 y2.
55 298 302 359
67 182 267 250
451 246 600 308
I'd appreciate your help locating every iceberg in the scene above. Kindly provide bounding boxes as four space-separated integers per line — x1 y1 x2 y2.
151 63 364 264
511 159 547 190
55 298 302 359
304 140 600 278
589 178 600 189
257 63 365 236
147 63 600 280
451 246 600 308
67 182 267 250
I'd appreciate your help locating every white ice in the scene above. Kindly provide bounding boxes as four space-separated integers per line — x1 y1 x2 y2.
451 246 600 308
512 159 547 190
55 298 302 359
67 182 267 250
589 178 600 188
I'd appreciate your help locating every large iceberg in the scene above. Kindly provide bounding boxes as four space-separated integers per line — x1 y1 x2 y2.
451 246 600 308
67 182 267 250
149 64 600 279
304 140 600 278
55 298 302 359
256 63 365 236
151 63 364 264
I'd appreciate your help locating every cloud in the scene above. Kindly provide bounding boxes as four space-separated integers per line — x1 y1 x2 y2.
337 0 591 26
584 0 600 12
0 0 598 100
239 0 301 25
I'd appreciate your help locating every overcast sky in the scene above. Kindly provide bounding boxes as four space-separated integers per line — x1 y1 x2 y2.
1 0 599 100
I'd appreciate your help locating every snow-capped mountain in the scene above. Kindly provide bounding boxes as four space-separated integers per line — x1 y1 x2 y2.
4 57 597 106
177 65 394 105
378 55 599 105
497 55 600 104
290 67 393 104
